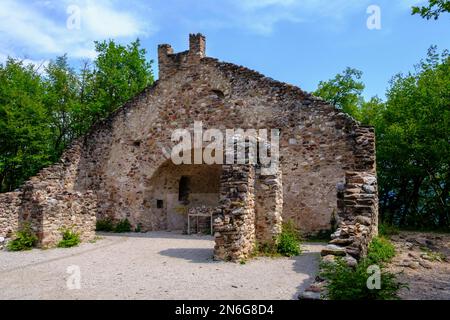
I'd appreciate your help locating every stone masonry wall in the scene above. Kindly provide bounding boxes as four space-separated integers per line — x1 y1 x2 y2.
0 192 20 238
1 34 378 261
255 168 283 246
0 142 97 247
322 126 378 261
75 34 366 238
214 164 256 261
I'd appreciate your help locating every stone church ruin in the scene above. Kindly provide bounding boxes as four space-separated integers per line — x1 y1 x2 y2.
0 34 378 261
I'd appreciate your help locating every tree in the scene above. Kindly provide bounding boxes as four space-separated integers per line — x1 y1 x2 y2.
377 46 449 229
44 55 81 157
91 39 154 120
412 0 450 20
0 59 52 192
313 67 365 119
0 39 155 192
359 96 385 126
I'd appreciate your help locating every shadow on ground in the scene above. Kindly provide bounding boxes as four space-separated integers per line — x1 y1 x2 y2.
292 243 326 299
158 248 216 263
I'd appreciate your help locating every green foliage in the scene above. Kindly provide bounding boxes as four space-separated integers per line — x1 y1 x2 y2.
321 237 403 300
7 223 38 251
96 217 115 232
376 47 449 230
412 0 450 20
314 67 365 119
57 228 81 248
277 220 301 257
0 59 53 192
91 39 154 120
367 237 396 264
315 47 449 231
320 258 402 300
379 222 400 237
114 218 132 233
0 39 154 193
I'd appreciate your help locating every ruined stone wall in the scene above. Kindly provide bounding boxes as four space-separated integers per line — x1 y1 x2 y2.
214 164 256 261
321 126 378 261
1 34 377 258
0 192 20 238
0 142 97 247
74 38 363 237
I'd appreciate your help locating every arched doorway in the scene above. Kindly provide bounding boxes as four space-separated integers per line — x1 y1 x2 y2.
145 161 222 232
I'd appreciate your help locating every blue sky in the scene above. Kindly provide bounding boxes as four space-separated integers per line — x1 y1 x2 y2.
0 0 449 99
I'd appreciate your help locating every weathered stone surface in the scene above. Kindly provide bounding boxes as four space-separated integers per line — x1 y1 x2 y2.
321 244 347 257
298 291 321 300
0 34 378 259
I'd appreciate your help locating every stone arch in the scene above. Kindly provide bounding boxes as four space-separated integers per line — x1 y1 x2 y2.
142 159 223 232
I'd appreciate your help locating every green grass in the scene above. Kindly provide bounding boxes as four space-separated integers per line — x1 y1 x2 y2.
367 236 396 264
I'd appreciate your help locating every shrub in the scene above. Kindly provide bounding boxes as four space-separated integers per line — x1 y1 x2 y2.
321 258 403 300
367 236 396 264
277 220 301 257
321 237 404 300
114 219 132 233
96 217 115 232
7 223 38 251
57 229 81 248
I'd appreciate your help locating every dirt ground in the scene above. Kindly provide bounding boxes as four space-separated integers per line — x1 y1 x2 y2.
387 231 450 300
0 232 325 300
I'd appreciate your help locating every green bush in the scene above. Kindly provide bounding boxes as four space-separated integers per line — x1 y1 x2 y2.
277 220 301 257
367 236 396 264
96 217 115 232
321 237 404 300
7 223 38 251
114 218 132 233
57 229 81 248
321 258 403 300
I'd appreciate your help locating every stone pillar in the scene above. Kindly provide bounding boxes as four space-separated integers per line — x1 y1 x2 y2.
158 44 174 81
322 125 378 262
255 168 283 248
188 33 206 62
214 164 256 262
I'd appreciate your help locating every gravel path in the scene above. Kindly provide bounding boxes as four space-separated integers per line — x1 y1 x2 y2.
0 232 325 300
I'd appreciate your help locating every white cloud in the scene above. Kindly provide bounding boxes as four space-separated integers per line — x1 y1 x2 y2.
195 0 374 35
0 0 157 61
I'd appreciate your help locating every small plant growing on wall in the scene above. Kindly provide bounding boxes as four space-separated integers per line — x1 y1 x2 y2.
57 228 81 248
7 223 38 252
114 219 132 233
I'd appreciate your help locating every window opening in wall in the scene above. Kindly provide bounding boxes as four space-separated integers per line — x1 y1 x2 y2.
179 176 191 203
